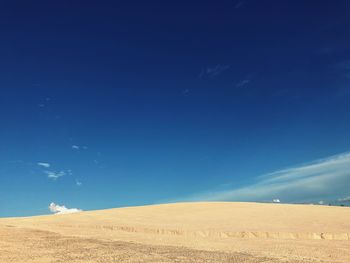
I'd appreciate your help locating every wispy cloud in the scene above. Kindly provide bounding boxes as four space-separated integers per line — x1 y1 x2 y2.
235 1 246 9
37 97 51 109
72 145 88 150
185 152 350 203
37 162 50 168
49 202 82 214
182 89 190 97
236 79 250 88
338 196 350 202
200 64 230 78
76 180 82 186
45 170 66 180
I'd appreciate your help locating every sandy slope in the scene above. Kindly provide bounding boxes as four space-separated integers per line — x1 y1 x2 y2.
0 202 349 262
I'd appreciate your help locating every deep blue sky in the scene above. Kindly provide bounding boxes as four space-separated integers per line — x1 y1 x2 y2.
1 1 350 216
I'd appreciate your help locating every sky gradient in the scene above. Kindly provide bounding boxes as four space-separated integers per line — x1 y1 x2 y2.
1 0 350 216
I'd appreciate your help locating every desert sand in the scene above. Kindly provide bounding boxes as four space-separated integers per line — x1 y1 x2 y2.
0 202 349 262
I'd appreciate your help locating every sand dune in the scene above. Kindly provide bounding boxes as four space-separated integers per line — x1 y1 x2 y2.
1 202 349 262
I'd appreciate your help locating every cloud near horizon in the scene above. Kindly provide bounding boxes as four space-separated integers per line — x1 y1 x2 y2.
338 196 350 202
49 203 82 214
185 152 350 203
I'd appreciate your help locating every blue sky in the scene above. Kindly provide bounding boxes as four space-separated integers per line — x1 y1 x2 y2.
1 0 350 216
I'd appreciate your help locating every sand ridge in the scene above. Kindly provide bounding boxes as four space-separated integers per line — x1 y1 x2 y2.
1 202 350 262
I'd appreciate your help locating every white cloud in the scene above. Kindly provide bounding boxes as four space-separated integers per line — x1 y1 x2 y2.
37 162 50 168
49 202 82 214
186 152 350 203
236 79 250 88
200 64 230 78
76 180 82 186
338 196 350 202
45 170 66 180
72 145 88 150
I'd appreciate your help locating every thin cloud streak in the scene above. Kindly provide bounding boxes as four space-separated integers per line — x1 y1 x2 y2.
37 162 50 168
45 171 66 180
185 152 350 203
236 79 250 88
200 64 230 78
338 196 350 202
72 145 88 150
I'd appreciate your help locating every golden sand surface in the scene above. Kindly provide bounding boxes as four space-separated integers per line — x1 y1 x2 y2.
0 202 349 262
